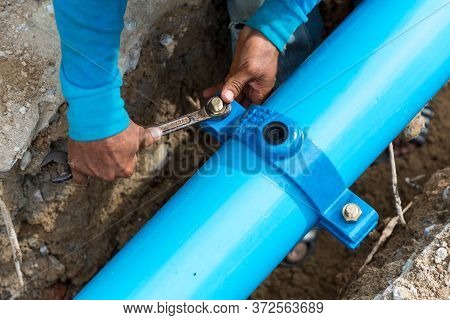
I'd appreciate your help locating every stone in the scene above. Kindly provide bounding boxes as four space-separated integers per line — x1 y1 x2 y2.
33 190 44 202
392 286 413 300
159 33 174 47
39 245 49 256
424 224 436 237
19 150 32 171
443 186 450 207
27 236 40 249
435 247 448 263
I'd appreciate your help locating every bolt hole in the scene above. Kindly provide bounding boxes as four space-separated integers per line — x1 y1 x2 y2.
263 122 289 145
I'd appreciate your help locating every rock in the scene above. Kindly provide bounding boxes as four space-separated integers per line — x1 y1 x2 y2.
435 247 448 263
19 150 32 170
443 186 450 207
424 224 436 237
45 4 54 14
392 286 413 300
159 33 174 47
402 258 414 273
22 260 38 277
33 190 44 202
27 236 41 249
403 112 426 141
39 244 49 256
124 19 137 31
18 106 27 114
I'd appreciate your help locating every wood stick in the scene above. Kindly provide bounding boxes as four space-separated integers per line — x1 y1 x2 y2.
0 198 24 287
358 201 413 273
389 142 406 225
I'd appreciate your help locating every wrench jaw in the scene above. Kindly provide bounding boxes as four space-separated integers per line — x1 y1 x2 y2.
206 98 231 119
40 151 73 184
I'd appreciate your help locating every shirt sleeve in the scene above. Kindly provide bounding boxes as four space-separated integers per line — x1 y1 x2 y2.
53 0 130 141
246 0 321 52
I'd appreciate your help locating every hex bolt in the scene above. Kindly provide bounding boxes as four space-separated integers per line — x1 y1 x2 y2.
342 203 362 222
207 97 225 116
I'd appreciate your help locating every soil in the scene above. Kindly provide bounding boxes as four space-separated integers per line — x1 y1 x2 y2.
0 0 231 299
0 0 449 300
345 168 450 300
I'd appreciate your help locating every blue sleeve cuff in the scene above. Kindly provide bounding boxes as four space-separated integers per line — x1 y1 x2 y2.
247 0 320 52
61 66 130 142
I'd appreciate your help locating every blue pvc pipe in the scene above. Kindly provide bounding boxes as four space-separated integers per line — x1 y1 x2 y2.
78 142 318 299
269 0 450 185
77 0 450 299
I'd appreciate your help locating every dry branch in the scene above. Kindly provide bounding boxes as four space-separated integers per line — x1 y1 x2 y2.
388 142 406 225
0 197 24 287
186 95 201 110
358 201 412 273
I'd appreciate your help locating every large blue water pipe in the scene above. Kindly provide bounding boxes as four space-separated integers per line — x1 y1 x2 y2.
77 0 450 299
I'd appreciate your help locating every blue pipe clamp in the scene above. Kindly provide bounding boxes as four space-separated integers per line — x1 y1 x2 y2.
77 0 450 299
206 103 378 249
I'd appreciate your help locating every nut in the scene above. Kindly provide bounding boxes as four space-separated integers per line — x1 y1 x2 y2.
207 97 225 115
342 203 362 222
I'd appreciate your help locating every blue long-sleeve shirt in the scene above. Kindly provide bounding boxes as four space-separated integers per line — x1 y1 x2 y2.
53 0 320 141
247 0 321 51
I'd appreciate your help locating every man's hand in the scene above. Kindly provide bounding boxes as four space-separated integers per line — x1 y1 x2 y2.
203 26 279 106
68 121 162 184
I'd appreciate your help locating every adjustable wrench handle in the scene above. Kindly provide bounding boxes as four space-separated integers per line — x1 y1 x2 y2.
150 97 231 136
154 108 211 136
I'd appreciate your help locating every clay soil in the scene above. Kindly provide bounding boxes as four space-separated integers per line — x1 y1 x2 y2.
0 0 448 299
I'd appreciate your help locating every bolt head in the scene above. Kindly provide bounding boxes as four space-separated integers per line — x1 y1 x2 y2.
342 203 362 222
207 97 225 115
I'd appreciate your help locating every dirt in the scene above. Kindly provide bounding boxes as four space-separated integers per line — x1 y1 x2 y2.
0 0 63 172
345 168 450 300
0 0 449 300
0 0 230 299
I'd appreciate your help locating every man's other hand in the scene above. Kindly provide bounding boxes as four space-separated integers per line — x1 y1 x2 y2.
203 26 279 107
68 121 162 184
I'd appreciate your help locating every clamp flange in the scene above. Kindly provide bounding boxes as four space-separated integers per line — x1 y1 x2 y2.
201 102 378 249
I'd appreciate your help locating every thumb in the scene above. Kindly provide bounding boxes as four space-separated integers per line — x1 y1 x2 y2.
221 71 252 103
140 126 163 148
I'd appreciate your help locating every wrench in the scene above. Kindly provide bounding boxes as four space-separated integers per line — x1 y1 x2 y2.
152 97 231 136
41 97 231 183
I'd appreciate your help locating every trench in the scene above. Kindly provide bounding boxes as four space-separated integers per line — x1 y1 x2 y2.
0 0 449 299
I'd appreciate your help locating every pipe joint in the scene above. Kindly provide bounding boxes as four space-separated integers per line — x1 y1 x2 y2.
203 104 378 249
